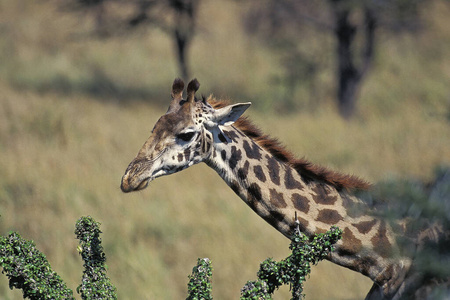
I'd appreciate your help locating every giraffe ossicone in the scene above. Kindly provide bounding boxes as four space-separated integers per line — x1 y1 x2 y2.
121 78 419 299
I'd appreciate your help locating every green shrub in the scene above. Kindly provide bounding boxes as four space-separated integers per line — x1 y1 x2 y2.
240 225 342 300
185 224 342 300
1 216 341 299
0 232 74 300
75 216 117 300
0 216 117 300
186 258 213 300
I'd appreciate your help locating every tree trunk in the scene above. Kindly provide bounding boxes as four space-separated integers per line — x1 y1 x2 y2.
128 0 199 81
172 0 198 81
174 29 190 80
334 6 359 119
331 1 376 119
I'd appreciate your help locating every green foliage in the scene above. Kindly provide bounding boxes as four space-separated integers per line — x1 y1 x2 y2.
184 225 342 300
0 216 118 299
0 214 341 300
241 225 342 300
75 216 117 300
0 232 74 300
186 258 213 300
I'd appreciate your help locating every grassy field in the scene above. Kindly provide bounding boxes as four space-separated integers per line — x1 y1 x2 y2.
0 0 449 299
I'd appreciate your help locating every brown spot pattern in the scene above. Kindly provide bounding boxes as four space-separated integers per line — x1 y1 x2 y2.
253 165 266 182
338 227 363 256
316 209 343 225
291 193 309 213
221 150 227 161
209 98 371 190
353 219 378 234
243 140 262 160
229 146 242 170
284 168 304 190
218 132 227 143
229 180 240 195
223 130 239 143
247 183 262 207
238 161 250 181
312 184 337 205
371 221 392 258
266 155 280 186
269 189 287 208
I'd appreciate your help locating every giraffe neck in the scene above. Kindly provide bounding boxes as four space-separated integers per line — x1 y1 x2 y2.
205 125 411 294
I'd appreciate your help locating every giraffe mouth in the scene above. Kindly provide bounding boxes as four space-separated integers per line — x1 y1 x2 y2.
121 176 151 193
135 177 151 191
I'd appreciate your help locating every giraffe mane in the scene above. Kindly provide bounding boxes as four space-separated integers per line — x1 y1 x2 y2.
207 96 371 191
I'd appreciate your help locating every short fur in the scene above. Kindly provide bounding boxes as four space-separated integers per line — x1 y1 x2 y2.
207 96 371 191
187 78 200 102
171 78 185 97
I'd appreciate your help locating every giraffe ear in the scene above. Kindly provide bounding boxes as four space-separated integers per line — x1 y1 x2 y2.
207 102 251 127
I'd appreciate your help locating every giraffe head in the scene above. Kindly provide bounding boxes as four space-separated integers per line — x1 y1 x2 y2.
121 78 251 193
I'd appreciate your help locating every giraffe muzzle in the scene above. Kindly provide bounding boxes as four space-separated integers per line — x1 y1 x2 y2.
120 174 150 193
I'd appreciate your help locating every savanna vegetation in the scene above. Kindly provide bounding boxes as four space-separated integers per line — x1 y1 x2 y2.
0 0 449 299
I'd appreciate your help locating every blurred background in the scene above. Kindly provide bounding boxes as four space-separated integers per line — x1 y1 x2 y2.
0 0 449 299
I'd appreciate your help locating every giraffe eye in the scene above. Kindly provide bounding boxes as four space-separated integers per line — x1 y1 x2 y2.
176 132 196 142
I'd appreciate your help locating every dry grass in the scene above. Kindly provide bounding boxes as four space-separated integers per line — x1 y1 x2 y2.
0 84 374 300
0 0 449 299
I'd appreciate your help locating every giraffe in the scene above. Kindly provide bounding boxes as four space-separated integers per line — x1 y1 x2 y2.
121 78 417 299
